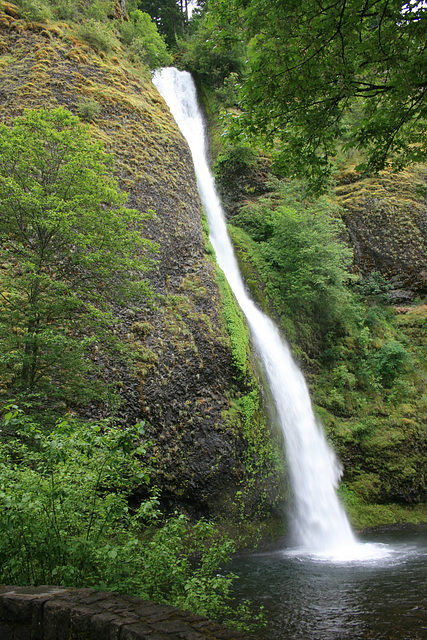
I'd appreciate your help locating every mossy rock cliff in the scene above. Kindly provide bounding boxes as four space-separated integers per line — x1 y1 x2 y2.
0 5 286 525
336 166 427 300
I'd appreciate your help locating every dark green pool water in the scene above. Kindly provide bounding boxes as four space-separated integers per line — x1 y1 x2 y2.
229 526 427 639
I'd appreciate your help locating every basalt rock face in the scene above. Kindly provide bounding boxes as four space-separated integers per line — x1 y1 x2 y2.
0 12 285 520
336 167 427 301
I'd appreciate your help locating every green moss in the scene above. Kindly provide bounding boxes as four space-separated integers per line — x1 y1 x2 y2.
179 274 207 298
215 266 249 378
227 223 309 363
234 389 279 467
339 483 427 530
0 52 15 68
199 209 216 256
228 224 271 314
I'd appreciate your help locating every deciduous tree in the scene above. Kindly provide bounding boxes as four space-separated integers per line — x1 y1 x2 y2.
216 0 427 188
0 107 154 402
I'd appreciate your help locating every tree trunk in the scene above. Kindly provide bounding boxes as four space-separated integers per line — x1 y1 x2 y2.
21 278 41 389
21 319 38 389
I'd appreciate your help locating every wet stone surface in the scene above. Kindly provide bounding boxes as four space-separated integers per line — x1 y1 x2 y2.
0 585 254 640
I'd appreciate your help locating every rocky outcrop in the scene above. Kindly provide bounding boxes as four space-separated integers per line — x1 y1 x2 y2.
214 151 272 219
0 8 285 521
336 166 427 301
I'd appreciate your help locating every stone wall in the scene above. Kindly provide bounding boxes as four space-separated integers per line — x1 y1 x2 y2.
0 586 253 640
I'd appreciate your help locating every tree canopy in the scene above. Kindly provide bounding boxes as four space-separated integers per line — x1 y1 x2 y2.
210 0 427 188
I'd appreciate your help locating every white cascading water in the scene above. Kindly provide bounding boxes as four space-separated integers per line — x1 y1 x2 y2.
152 67 358 554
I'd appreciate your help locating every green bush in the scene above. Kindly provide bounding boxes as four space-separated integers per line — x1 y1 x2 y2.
0 407 258 626
374 340 410 387
215 72 241 108
214 143 257 186
0 408 151 588
357 271 392 304
81 0 115 21
77 20 119 53
16 0 115 23
119 10 172 69
76 98 101 121
234 179 354 352
49 0 79 21
14 0 53 21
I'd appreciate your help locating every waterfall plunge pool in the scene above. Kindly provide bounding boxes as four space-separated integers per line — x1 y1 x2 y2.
228 525 427 640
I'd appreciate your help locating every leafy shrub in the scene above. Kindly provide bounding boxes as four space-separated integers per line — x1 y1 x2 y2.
49 0 79 21
214 143 257 186
76 98 101 121
119 10 172 68
0 407 257 626
234 180 354 352
16 0 114 23
356 271 392 304
137 516 235 619
15 0 53 21
215 72 241 108
374 340 410 387
81 0 115 21
78 20 119 53
0 408 151 588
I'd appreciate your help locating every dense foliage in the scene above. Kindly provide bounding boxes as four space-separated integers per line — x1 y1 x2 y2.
179 2 245 91
0 406 260 626
0 107 154 405
201 0 427 190
118 8 172 66
232 180 354 354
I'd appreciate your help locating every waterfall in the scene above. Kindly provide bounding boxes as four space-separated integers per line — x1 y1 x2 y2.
152 67 357 553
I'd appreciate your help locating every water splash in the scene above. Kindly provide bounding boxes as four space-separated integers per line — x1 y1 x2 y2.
152 67 359 555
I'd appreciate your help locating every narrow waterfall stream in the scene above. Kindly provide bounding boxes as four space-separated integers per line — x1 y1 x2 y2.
152 67 360 555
